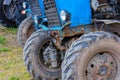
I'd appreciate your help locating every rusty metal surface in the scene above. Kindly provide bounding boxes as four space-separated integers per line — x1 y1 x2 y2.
101 23 120 35
60 25 98 37
98 0 108 4
86 53 117 80
51 22 120 50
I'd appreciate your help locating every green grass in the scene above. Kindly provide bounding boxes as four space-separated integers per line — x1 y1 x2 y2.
0 47 10 52
0 36 6 45
0 27 18 34
7 27 18 34
8 76 20 80
0 27 32 80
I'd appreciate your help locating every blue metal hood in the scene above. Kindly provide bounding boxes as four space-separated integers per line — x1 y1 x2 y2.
56 0 92 27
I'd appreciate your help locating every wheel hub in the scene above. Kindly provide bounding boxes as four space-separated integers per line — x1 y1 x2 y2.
40 41 61 70
86 52 117 80
43 45 58 68
98 66 108 76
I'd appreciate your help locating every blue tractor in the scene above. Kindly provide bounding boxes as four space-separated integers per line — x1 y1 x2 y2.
21 0 120 79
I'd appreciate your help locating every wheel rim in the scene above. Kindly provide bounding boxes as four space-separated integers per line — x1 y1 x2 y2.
85 52 117 80
38 39 61 72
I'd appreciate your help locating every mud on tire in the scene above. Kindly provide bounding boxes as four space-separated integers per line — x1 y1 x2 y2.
23 30 61 80
17 17 35 48
62 31 120 80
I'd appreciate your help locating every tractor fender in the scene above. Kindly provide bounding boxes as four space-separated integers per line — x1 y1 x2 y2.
93 19 120 24
3 0 12 5
94 19 120 35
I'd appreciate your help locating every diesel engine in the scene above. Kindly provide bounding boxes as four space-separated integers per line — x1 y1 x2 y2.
91 0 120 19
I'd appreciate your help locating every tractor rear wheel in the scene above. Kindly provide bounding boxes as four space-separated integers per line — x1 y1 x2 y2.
17 17 35 48
23 30 61 80
0 0 16 27
62 31 120 80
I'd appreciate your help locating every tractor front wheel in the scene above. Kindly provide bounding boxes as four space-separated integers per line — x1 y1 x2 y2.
62 31 120 80
17 17 35 48
23 30 61 80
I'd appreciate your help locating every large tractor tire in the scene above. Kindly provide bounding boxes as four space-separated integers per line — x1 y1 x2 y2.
62 31 120 80
17 17 35 48
23 30 61 80
0 0 15 27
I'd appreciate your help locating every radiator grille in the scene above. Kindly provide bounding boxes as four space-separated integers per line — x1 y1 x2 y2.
43 0 61 27
28 0 42 16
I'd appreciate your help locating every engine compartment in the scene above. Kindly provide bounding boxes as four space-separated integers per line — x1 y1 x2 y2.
91 0 120 19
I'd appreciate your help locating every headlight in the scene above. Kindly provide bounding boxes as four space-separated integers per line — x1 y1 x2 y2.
60 10 66 21
60 10 71 21
21 10 26 14
23 2 27 9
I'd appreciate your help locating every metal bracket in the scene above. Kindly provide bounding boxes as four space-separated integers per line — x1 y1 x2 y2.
93 19 120 24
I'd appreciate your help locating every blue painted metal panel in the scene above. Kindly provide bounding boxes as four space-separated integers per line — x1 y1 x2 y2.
55 0 92 27
38 0 45 17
